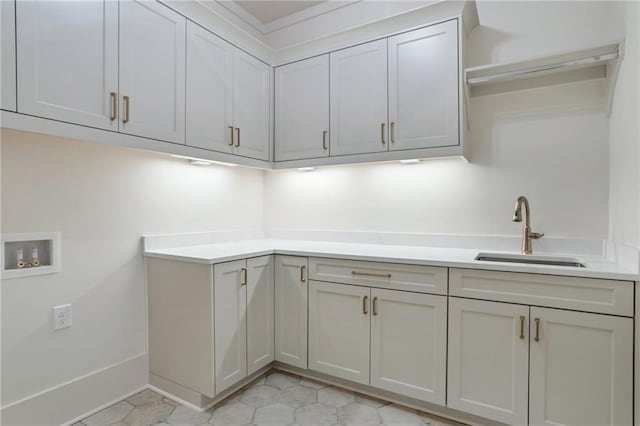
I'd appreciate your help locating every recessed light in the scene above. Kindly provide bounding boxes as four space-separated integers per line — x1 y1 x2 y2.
399 159 420 164
297 167 316 172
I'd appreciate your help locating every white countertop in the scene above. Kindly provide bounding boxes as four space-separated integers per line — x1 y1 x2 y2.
144 238 638 281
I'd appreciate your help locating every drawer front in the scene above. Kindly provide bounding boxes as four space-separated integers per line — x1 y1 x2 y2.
449 268 633 316
309 257 447 295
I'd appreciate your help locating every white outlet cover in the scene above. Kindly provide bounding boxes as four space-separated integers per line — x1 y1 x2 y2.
53 304 72 330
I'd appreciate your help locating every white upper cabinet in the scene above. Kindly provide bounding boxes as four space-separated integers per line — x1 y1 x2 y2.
388 20 459 150
447 297 529 425
246 256 274 376
330 39 388 156
274 255 308 369
370 289 447 405
186 21 234 153
308 280 370 385
1 0 16 111
275 55 329 161
214 259 247 394
529 308 633 426
119 0 185 143
233 50 270 161
16 1 118 129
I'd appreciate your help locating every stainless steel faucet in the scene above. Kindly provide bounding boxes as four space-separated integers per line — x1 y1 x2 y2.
512 195 544 254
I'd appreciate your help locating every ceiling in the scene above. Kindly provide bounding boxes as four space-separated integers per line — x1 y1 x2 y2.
233 1 326 24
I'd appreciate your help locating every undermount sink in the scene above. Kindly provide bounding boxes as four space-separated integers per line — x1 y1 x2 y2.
475 252 587 268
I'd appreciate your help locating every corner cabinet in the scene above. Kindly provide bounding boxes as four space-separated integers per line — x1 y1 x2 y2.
275 55 330 161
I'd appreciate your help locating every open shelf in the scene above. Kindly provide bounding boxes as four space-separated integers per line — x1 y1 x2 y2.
464 41 624 115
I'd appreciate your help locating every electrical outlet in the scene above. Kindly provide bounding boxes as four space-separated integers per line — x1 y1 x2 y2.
53 304 72 330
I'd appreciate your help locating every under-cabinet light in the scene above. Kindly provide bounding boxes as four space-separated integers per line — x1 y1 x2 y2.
297 167 316 172
171 155 237 167
399 159 420 165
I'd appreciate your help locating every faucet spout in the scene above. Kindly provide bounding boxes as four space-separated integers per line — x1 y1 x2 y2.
512 196 543 254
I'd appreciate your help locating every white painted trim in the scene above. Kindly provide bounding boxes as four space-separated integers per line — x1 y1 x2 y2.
60 386 147 426
1 353 147 426
146 384 207 413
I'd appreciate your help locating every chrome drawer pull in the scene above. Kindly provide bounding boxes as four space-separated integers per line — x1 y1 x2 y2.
351 270 391 279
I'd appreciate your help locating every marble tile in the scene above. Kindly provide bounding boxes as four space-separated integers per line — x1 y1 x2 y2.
278 385 318 408
418 412 463 426
318 387 356 407
166 406 211 425
241 385 281 408
84 401 134 426
338 403 381 426
127 390 165 407
299 377 330 390
254 403 295 425
209 402 255 426
124 401 174 426
163 397 180 407
295 403 338 426
378 404 424 425
265 372 301 390
354 394 389 409
219 389 244 406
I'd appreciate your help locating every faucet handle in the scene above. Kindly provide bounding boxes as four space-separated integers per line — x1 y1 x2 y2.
530 232 544 239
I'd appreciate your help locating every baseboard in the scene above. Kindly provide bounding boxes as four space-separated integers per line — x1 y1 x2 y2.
1 353 148 426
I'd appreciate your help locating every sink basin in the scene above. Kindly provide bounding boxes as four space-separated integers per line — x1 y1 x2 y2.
475 252 587 268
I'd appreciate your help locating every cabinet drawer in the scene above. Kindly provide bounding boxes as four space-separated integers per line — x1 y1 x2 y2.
449 268 633 316
309 257 447 295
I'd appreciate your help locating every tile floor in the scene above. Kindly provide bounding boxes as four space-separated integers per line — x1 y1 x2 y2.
74 371 465 426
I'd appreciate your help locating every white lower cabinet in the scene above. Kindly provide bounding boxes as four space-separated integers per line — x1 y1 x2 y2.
246 256 275 375
275 255 308 369
448 296 634 426
370 288 447 404
214 259 248 394
529 307 633 426
308 281 371 384
447 298 529 425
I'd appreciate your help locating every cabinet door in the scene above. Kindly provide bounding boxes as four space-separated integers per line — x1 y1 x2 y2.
308 281 370 384
214 259 247 394
370 289 446 404
447 298 529 425
275 55 329 161
330 39 388 156
16 0 118 128
233 50 270 160
246 256 274 375
186 21 234 153
1 0 16 111
388 20 459 150
274 255 308 369
120 0 185 143
529 308 633 426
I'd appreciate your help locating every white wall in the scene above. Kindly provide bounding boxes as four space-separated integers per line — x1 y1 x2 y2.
0 129 264 423
265 1 617 241
609 1 640 248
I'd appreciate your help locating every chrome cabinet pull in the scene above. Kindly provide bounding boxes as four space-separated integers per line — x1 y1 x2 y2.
123 96 130 124
363 295 368 315
380 123 386 144
534 318 540 342
322 130 328 150
241 267 247 286
300 265 306 283
235 127 240 147
519 316 525 340
390 122 395 144
228 126 234 146
110 92 117 121
372 297 378 316
351 270 391 279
